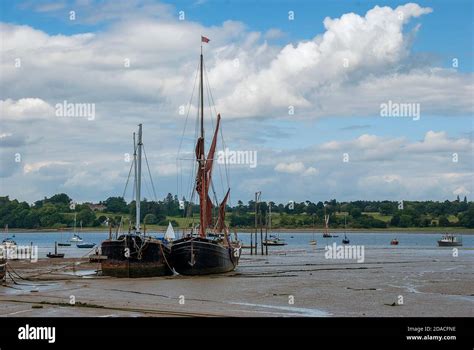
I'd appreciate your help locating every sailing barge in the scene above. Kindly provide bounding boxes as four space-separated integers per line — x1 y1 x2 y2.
100 124 172 277
170 37 241 275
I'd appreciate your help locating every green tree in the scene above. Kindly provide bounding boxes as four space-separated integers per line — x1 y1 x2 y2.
77 208 96 226
438 215 450 227
144 214 158 224
105 197 127 213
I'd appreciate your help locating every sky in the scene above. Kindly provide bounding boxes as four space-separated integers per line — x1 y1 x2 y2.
0 0 473 205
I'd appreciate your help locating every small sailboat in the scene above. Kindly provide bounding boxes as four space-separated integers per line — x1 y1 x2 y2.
47 242 65 258
322 207 338 238
263 203 287 246
390 238 399 245
309 215 317 245
68 214 83 243
263 234 287 246
58 217 73 246
164 222 176 242
437 233 462 247
342 215 350 244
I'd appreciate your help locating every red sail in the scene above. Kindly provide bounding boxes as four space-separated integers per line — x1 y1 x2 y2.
195 115 222 236
205 114 221 181
195 136 204 194
216 188 230 233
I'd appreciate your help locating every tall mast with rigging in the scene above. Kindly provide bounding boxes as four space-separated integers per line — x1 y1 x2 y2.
199 42 207 237
136 124 143 234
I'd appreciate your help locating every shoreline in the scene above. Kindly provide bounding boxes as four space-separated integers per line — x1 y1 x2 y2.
6 227 474 234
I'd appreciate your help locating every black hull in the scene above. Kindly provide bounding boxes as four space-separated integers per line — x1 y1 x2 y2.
100 234 172 278
171 237 240 275
437 241 462 247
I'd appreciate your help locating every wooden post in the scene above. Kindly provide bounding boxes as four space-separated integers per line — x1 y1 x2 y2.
265 226 268 255
250 231 253 255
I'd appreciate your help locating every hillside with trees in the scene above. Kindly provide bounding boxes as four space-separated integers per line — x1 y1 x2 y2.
0 193 473 230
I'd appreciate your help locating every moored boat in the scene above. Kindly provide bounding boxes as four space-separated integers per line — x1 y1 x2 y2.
322 207 338 238
341 215 350 244
76 242 96 249
263 234 287 246
100 124 172 278
47 242 65 258
170 37 241 275
437 233 462 247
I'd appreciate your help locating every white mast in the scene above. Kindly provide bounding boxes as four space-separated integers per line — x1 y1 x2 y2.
135 124 143 234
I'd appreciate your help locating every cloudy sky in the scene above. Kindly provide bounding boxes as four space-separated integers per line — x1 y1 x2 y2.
0 0 473 205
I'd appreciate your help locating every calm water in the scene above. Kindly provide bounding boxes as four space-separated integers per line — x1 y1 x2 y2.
3 230 473 258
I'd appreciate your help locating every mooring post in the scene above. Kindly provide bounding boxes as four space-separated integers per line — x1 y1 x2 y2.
265 226 268 255
250 232 253 255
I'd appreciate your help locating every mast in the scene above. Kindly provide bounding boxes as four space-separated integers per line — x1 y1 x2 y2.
200 45 204 141
136 125 143 234
133 132 138 232
199 44 207 237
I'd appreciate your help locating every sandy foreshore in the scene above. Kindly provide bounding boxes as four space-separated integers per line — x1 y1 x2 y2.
1 246 473 317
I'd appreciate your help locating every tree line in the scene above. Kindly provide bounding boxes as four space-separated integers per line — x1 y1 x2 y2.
0 193 473 229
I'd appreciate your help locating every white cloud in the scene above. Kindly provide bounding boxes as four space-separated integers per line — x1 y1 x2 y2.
0 98 54 120
23 161 70 174
453 186 470 196
275 161 306 174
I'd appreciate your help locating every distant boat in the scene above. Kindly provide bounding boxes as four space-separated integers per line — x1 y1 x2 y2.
1 225 17 249
1 237 17 249
263 204 287 246
322 208 338 238
437 234 462 247
164 222 176 242
70 234 83 242
309 215 317 245
59 214 75 246
47 242 65 258
263 234 287 246
390 238 399 245
342 215 350 244
77 242 96 249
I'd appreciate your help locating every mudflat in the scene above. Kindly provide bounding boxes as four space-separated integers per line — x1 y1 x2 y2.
1 247 473 317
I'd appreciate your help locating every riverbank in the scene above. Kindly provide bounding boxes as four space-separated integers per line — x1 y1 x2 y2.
7 227 474 234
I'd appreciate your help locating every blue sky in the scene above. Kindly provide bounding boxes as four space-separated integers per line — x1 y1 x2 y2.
0 1 472 204
1 0 473 72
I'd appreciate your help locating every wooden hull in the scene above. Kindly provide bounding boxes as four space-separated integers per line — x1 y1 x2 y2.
101 234 172 278
171 237 240 275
